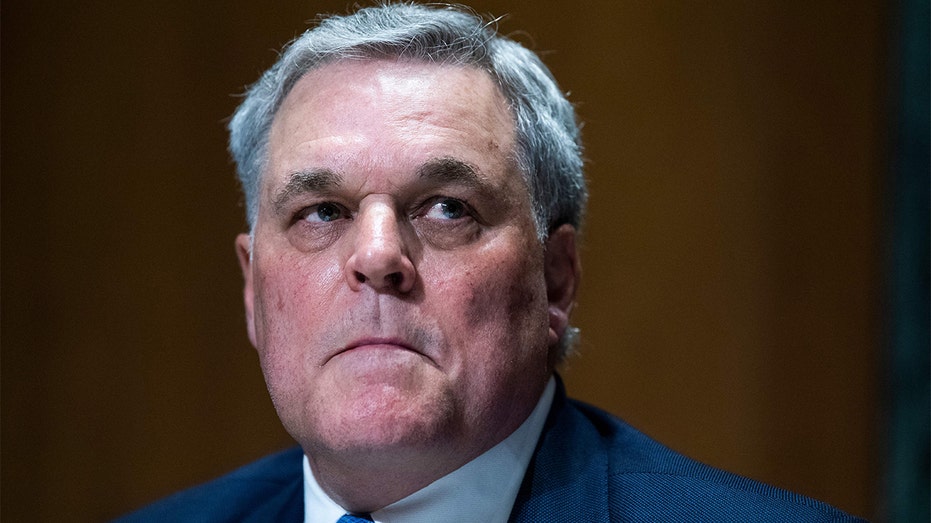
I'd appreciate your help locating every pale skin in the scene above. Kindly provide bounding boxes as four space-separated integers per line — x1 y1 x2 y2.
235 59 580 513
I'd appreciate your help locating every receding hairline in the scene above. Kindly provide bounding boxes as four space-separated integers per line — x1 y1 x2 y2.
258 56 524 210
229 2 586 242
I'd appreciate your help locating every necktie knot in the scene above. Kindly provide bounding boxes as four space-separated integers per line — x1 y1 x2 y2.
337 514 373 523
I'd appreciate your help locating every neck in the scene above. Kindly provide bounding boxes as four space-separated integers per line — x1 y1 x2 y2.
304 399 542 512
303 376 556 512
304 380 557 519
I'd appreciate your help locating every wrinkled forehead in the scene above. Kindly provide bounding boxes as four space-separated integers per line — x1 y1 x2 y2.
271 58 515 138
262 57 526 195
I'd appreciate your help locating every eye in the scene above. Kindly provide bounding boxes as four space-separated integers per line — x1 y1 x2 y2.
423 198 469 220
300 202 347 223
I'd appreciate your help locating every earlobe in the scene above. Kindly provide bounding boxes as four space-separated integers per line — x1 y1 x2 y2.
544 224 580 343
235 233 258 348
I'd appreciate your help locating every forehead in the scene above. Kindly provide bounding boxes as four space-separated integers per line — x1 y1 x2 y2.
263 59 521 195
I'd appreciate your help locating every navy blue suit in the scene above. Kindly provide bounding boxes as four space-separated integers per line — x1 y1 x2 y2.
117 379 866 522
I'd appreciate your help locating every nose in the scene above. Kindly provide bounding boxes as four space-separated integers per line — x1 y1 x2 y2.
344 202 416 293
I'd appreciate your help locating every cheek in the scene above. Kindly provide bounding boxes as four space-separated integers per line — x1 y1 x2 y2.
446 242 549 349
427 240 551 419
251 258 346 425
466 268 545 332
252 257 343 356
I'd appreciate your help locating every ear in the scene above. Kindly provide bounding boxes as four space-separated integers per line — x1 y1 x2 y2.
544 224 580 347
235 233 258 348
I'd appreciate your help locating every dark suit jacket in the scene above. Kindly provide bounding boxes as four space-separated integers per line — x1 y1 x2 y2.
116 379 867 522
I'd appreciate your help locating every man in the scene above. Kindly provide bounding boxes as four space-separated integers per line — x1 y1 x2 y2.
118 3 865 522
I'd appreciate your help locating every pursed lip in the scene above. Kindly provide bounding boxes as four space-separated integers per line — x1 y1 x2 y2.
326 337 420 363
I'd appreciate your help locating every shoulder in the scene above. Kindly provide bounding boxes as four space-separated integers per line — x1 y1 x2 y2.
113 447 304 523
512 378 867 522
565 397 868 522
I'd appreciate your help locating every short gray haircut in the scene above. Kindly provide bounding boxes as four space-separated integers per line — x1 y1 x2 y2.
228 1 587 240
228 2 586 357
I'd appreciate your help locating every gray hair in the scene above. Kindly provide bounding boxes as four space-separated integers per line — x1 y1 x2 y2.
228 2 586 356
228 1 586 240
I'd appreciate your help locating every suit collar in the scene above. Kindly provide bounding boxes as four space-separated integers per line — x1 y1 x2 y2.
508 374 610 522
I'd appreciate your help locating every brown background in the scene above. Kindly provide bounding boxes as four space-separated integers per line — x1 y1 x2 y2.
3 1 885 521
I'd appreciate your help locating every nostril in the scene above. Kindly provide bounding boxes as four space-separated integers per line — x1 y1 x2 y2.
345 240 415 292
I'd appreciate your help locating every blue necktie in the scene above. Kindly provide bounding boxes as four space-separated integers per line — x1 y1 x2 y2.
337 514 373 523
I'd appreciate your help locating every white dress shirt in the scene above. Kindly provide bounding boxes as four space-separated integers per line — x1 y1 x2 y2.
303 377 556 523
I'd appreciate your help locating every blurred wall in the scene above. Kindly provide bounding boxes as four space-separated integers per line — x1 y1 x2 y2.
2 1 885 520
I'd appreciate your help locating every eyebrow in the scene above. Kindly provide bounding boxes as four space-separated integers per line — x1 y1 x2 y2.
272 169 344 215
416 157 488 190
270 157 493 215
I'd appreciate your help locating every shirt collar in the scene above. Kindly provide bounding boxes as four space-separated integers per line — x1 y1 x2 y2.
303 376 556 523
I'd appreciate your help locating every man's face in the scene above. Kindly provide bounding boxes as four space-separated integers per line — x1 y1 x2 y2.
236 59 577 468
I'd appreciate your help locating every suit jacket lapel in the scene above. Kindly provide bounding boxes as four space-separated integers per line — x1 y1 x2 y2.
508 376 610 522
241 463 304 523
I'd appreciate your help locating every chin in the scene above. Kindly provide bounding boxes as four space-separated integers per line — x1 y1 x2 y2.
285 382 459 455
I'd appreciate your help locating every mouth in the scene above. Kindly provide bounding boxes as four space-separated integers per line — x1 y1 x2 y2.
327 337 421 363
